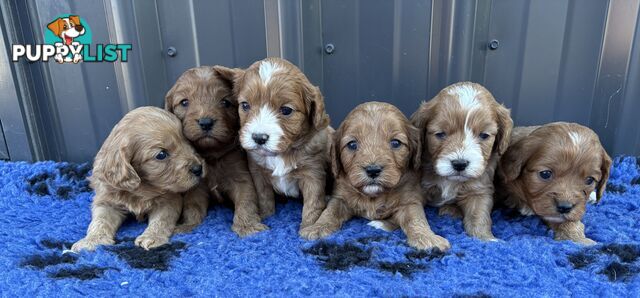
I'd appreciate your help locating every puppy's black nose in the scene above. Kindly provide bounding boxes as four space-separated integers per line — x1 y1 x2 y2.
451 159 469 172
556 202 574 214
365 165 383 179
190 164 203 177
252 133 269 145
75 24 84 32
198 118 215 131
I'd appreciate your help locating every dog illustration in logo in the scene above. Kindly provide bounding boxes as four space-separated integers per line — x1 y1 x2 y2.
47 15 85 63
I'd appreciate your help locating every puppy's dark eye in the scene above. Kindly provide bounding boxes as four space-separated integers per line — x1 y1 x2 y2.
539 170 553 180
346 141 358 151
280 106 293 116
585 176 595 185
155 150 169 160
390 139 402 149
180 99 189 107
241 101 250 112
435 132 446 140
220 98 231 108
479 132 490 140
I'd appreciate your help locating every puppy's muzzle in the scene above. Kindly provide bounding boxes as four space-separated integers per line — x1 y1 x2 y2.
198 118 215 131
190 164 203 177
252 133 269 145
451 159 469 172
364 164 383 179
555 201 574 214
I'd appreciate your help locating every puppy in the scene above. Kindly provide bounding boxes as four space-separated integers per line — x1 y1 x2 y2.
47 15 85 63
411 82 513 240
165 66 267 236
214 57 331 233
300 102 450 251
72 107 204 252
496 122 612 245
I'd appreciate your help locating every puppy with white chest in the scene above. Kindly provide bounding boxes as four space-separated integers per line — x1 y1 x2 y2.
165 66 267 236
214 57 332 233
300 102 450 251
411 82 513 240
72 107 205 252
496 122 612 245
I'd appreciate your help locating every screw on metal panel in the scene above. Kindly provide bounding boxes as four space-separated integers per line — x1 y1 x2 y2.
488 39 499 50
167 46 177 57
324 43 335 54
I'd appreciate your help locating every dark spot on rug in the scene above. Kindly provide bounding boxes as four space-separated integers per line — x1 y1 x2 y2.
356 236 386 245
21 253 77 269
598 262 638 282
453 292 492 298
27 172 52 185
377 261 426 278
57 163 91 181
49 266 110 280
40 239 74 250
568 252 598 269
115 236 136 244
303 241 371 271
55 186 72 199
606 183 626 194
631 176 640 185
600 244 640 263
405 248 446 261
32 181 50 196
108 241 186 271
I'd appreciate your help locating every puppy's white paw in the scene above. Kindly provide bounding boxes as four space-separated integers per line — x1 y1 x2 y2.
135 234 169 250
71 237 114 252
367 220 396 232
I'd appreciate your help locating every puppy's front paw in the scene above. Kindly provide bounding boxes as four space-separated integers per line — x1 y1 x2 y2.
575 237 597 246
408 234 451 252
259 206 275 220
135 234 169 250
367 220 398 232
299 224 337 240
71 237 114 252
232 222 269 237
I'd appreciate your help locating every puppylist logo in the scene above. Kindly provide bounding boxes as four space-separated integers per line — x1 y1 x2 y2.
12 14 131 63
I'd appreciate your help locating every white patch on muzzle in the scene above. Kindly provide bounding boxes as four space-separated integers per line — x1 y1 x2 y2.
435 110 484 179
240 105 284 153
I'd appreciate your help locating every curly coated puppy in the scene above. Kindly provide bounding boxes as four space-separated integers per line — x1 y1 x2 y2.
411 82 513 240
214 57 332 234
165 66 267 237
496 122 612 245
301 102 450 251
72 107 205 252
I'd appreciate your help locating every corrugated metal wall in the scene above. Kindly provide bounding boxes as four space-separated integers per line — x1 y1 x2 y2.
1 0 639 162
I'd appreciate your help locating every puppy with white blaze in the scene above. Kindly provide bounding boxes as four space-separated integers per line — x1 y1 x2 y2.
411 82 513 240
214 57 332 234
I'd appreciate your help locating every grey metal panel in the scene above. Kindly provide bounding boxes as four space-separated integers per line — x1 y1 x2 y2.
321 0 433 124
0 120 9 160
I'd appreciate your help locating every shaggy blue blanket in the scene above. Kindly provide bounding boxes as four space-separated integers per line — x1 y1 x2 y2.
1 157 639 297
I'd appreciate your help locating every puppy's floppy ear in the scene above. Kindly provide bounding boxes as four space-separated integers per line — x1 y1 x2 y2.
595 148 612 202
498 135 539 183
494 103 513 155
47 18 64 36
407 123 422 171
164 81 179 113
330 126 343 178
410 100 435 133
212 65 244 87
93 138 141 191
302 83 330 130
69 15 81 26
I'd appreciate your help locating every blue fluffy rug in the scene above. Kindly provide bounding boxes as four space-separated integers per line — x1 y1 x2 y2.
1 157 639 296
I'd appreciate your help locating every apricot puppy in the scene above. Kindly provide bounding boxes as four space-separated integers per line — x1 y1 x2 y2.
496 122 612 245
72 107 205 252
215 57 332 234
301 102 450 251
411 82 513 240
166 66 267 237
